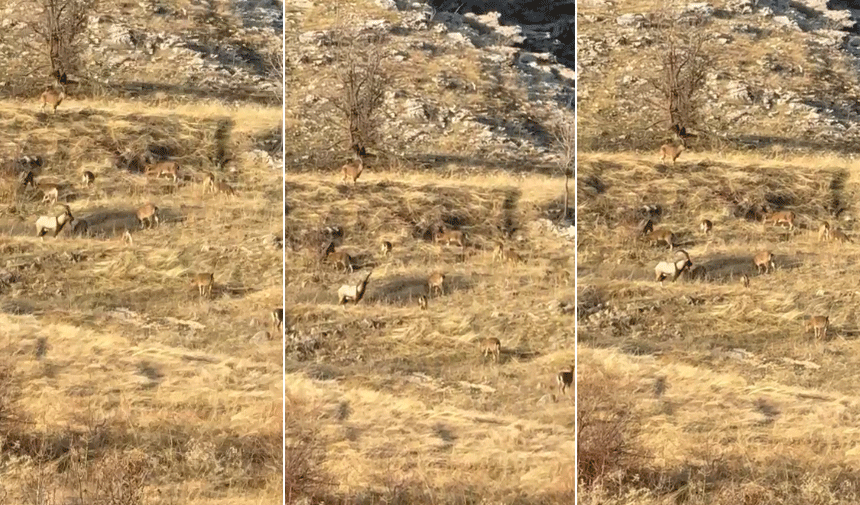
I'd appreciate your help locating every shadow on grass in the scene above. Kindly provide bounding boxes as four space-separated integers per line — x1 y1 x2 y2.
695 254 804 283
364 274 474 304
290 151 561 176
74 207 185 238
501 347 541 363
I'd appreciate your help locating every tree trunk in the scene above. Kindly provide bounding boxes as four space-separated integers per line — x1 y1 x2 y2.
562 170 570 222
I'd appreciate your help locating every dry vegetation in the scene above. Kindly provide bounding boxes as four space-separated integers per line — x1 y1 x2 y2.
0 94 282 502
577 0 860 152
578 150 860 503
287 1 578 501
285 168 574 503
286 0 560 174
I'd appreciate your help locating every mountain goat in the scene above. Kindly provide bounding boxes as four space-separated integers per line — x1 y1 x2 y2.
654 249 693 285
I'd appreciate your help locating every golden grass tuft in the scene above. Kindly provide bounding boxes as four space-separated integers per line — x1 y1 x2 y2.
579 151 860 503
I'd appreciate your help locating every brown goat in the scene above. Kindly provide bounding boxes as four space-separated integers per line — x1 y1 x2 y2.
433 226 466 249
805 315 829 340
40 86 65 114
644 229 675 249
494 242 524 263
659 143 685 165
136 203 160 229
479 337 501 363
557 365 574 395
327 251 354 273
213 181 236 196
818 222 831 242
191 273 214 298
427 272 446 297
272 308 284 331
145 161 180 183
753 250 775 275
341 156 364 184
764 210 796 231
831 229 852 243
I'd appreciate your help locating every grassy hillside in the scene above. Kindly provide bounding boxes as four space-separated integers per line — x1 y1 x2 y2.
0 71 282 505
577 150 860 504
286 0 577 501
0 0 282 501
286 169 574 503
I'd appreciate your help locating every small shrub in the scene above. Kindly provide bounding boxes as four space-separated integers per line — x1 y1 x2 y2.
577 373 644 490
285 403 329 502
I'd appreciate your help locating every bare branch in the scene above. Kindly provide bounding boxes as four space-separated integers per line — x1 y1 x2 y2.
22 0 98 80
550 117 575 222
647 4 714 132
329 29 388 156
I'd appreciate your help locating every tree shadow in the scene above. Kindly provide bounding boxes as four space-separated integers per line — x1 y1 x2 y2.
218 283 258 298
836 326 860 341
365 274 473 304
118 81 278 106
696 253 804 282
498 188 521 239
501 347 541 363
76 206 185 238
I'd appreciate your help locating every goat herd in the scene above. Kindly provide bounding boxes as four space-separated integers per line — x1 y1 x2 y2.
640 203 838 341
638 129 834 340
325 155 576 399
0 91 284 337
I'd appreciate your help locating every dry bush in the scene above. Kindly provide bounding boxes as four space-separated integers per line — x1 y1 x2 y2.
267 51 284 106
645 3 714 134
551 118 575 223
577 372 644 491
285 399 329 503
21 445 148 505
83 449 149 505
329 30 388 156
285 437 326 502
22 0 97 79
0 360 23 440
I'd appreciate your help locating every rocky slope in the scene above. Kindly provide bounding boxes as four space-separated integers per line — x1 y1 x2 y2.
286 0 576 173
578 0 860 152
426 0 575 67
0 0 281 104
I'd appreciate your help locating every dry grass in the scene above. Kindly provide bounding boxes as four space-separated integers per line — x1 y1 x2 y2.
301 0 401 31
285 165 574 503
578 150 860 503
0 96 282 504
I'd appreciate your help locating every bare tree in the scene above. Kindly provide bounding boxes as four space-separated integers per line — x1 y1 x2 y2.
24 0 97 81
645 4 713 135
267 50 283 105
329 30 387 157
552 118 575 223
